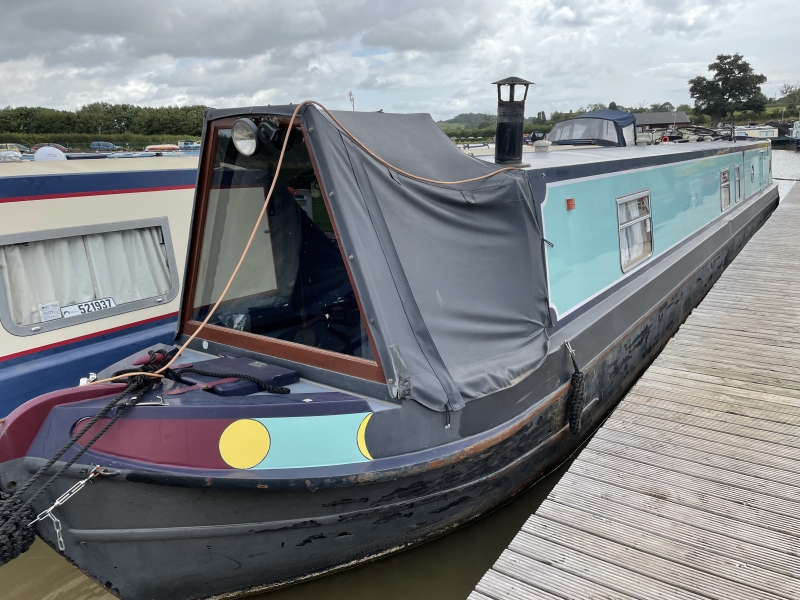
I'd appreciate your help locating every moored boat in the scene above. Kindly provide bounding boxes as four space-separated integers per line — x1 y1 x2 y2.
0 94 778 599
0 155 197 416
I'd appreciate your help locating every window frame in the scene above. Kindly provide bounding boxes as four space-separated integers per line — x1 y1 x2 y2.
178 116 385 383
0 217 179 337
734 164 741 202
616 189 654 273
720 168 731 211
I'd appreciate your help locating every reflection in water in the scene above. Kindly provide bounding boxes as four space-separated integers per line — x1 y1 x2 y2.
0 461 573 600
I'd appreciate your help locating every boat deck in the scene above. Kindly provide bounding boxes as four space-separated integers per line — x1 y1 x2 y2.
469 183 800 600
462 138 769 170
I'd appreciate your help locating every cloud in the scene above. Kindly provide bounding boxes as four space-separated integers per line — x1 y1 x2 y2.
0 0 795 118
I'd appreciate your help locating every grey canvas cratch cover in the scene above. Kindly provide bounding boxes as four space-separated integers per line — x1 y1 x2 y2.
303 107 550 411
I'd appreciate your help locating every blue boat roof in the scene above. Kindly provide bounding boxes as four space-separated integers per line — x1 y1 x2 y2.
574 109 636 127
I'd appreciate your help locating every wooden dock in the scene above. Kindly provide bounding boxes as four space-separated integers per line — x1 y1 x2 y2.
470 184 800 600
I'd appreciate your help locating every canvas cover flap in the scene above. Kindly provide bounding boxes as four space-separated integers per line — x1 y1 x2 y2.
303 106 550 411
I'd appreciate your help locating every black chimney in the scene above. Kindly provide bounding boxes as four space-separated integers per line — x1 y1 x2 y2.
492 77 533 164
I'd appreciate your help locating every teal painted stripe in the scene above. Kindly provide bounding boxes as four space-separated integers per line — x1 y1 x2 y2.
543 148 771 316
251 413 370 469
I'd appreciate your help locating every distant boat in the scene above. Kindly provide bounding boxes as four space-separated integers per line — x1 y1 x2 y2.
0 155 197 415
144 143 181 152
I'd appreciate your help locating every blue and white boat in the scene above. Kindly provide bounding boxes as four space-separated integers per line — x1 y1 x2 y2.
0 99 778 600
0 155 197 415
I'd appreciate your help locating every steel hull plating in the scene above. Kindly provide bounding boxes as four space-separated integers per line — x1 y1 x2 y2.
1 185 777 600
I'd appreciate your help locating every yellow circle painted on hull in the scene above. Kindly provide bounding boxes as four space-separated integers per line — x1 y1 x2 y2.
219 419 270 469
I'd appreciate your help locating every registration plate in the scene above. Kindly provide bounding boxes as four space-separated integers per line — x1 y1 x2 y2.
61 297 117 318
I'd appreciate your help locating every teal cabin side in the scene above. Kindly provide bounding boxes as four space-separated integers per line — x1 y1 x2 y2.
543 144 772 317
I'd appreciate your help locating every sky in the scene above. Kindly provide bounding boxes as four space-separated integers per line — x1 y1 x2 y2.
0 0 797 120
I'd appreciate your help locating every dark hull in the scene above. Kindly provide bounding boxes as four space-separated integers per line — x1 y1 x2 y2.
1 185 778 600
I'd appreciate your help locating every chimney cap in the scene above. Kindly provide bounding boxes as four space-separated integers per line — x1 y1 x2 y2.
491 76 534 86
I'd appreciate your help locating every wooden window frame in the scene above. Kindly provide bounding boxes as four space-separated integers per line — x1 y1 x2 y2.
179 115 385 383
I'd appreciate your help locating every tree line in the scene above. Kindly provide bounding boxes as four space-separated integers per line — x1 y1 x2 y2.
0 103 206 136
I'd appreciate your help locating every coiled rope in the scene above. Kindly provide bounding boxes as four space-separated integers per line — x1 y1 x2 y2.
0 379 141 563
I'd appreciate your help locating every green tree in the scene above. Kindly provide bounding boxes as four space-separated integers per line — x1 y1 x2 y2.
676 103 691 113
688 53 767 124
608 101 618 110
649 102 675 113
780 83 800 119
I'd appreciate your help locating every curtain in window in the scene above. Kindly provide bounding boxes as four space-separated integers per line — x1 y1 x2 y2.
0 226 170 326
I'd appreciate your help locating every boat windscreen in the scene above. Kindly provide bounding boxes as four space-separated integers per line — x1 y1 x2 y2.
191 126 374 360
549 118 619 145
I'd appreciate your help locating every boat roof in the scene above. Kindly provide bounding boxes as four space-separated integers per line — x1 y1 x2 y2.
574 109 636 127
0 155 198 177
470 139 769 169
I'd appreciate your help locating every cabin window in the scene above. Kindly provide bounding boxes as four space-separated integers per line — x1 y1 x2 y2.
720 169 731 211
190 124 374 360
734 165 741 202
549 118 619 145
617 191 653 272
0 219 176 335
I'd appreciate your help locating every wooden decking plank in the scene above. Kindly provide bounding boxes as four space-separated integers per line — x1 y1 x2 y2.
644 364 800 402
607 406 800 461
684 314 800 336
473 570 564 600
509 533 709 600
655 355 800 392
656 345 800 381
698 296 800 314
493 550 639 600
600 417 800 473
690 306 800 326
468 592 496 600
639 369 800 408
540 492 800 578
548 474 800 553
677 324 800 351
572 451 800 529
522 515 796 600
615 402 800 449
650 359 800 396
623 393 800 436
628 383 800 422
671 330 800 364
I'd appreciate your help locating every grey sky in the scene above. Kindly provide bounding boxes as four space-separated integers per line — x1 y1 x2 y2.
0 0 797 119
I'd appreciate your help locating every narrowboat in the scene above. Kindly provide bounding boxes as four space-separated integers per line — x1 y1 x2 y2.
0 155 197 416
0 90 778 600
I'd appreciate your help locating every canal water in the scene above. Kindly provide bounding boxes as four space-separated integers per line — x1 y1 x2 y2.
0 149 797 600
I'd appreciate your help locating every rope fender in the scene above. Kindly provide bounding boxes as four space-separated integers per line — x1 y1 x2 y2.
565 341 585 434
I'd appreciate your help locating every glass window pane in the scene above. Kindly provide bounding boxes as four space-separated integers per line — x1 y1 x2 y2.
617 194 650 225
619 219 652 270
191 125 374 360
0 226 169 326
720 170 730 211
